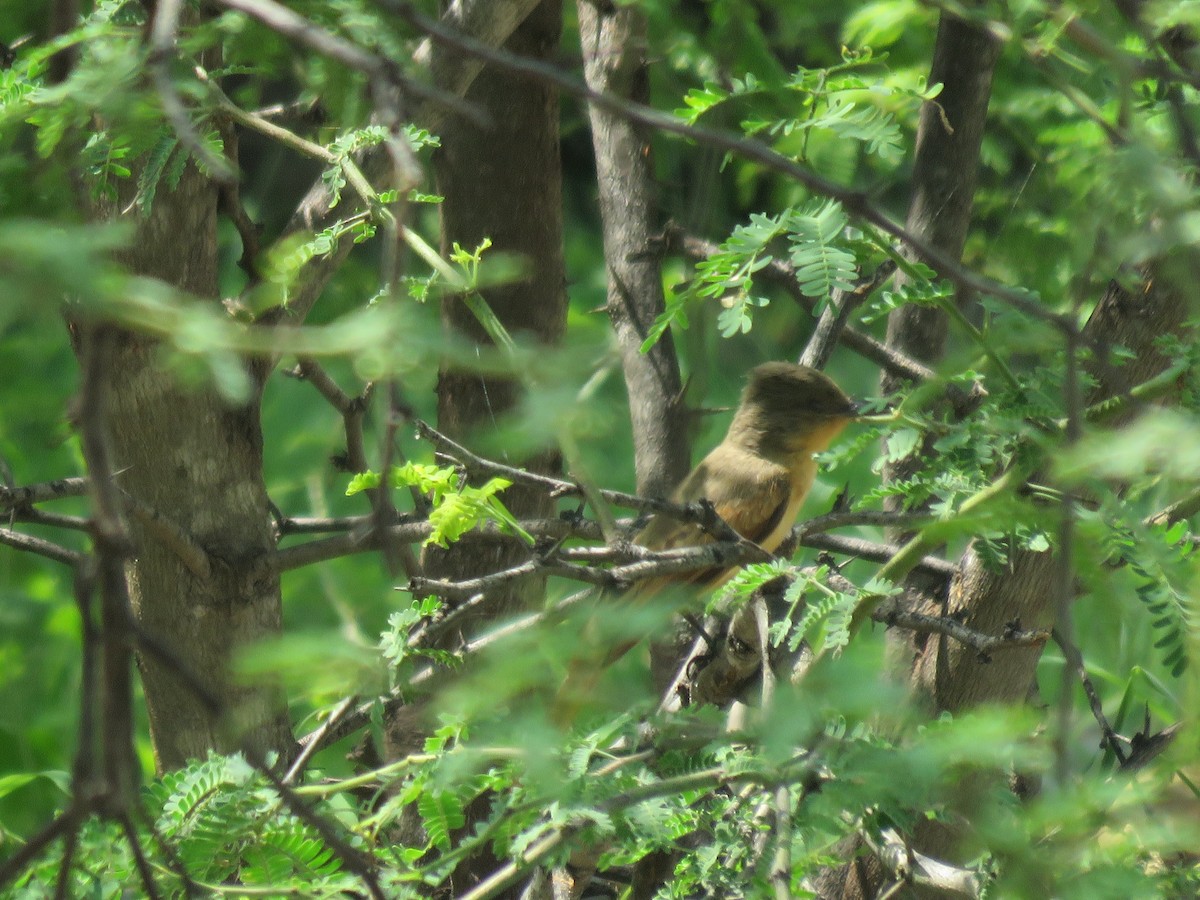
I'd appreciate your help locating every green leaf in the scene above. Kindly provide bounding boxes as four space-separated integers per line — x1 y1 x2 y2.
346 471 382 495
418 790 465 850
0 771 69 800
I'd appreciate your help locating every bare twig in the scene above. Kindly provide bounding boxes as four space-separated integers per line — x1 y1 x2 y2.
123 494 212 580
417 420 746 542
214 0 387 77
249 755 386 900
283 696 356 785
0 811 76 892
277 514 371 534
52 823 79 900
8 507 90 530
118 813 162 900
796 509 936 538
148 0 236 183
269 516 604 574
409 557 614 599
0 526 82 566
298 588 598 753
0 476 89 511
1051 627 1126 765
799 532 958 578
799 260 897 371
875 600 1048 659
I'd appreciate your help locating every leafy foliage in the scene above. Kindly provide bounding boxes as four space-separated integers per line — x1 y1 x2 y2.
644 200 862 348
2 0 1200 897
347 461 533 547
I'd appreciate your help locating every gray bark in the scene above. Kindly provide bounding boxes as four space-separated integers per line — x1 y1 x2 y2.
99 160 293 770
578 0 690 500
818 12 1002 899
881 13 1001 396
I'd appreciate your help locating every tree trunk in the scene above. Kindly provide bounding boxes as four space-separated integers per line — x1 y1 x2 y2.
97 161 294 770
817 11 1001 898
578 0 690 501
881 13 1001 396
423 0 567 627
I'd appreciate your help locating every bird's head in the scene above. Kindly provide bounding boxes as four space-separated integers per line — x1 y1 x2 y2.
731 362 859 454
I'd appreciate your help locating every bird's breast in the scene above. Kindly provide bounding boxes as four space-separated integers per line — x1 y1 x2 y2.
759 455 818 554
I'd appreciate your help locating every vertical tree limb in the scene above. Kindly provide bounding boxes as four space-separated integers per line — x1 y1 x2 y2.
419 0 567 630
578 0 690 500
86 21 295 764
821 12 1001 899
881 13 1001 396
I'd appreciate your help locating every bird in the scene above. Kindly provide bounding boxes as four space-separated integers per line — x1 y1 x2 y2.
634 361 859 584
556 362 859 721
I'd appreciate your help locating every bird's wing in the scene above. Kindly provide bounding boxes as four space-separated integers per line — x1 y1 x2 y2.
634 447 792 589
703 463 792 547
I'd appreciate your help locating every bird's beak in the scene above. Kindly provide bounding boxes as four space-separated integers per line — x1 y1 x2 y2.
846 399 863 419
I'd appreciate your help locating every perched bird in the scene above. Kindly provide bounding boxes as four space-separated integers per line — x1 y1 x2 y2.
634 361 859 586
557 362 858 720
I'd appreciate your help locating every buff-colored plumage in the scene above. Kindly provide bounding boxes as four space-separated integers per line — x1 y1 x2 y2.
555 363 857 723
633 361 857 590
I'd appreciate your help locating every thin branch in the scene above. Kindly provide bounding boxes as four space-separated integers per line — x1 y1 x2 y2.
0 526 83 566
213 0 387 77
796 509 936 538
460 760 816 900
134 804 201 898
123 494 212 580
799 532 958 578
409 538 779 600
277 514 371 534
294 359 420 576
52 822 79 900
417 420 745 540
373 383 410 578
217 135 262 281
8 507 90 530
269 516 603 574
296 357 354 413
148 0 235 184
1051 627 1126 765
1145 485 1200 527
245 755 386 900
672 229 934 383
799 259 897 371
0 810 75 893
283 696 355 786
0 476 89 511
118 813 162 900
875 599 1049 659
298 588 599 753
409 557 614 600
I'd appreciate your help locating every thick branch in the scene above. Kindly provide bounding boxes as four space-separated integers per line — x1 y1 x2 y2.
579 0 689 498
